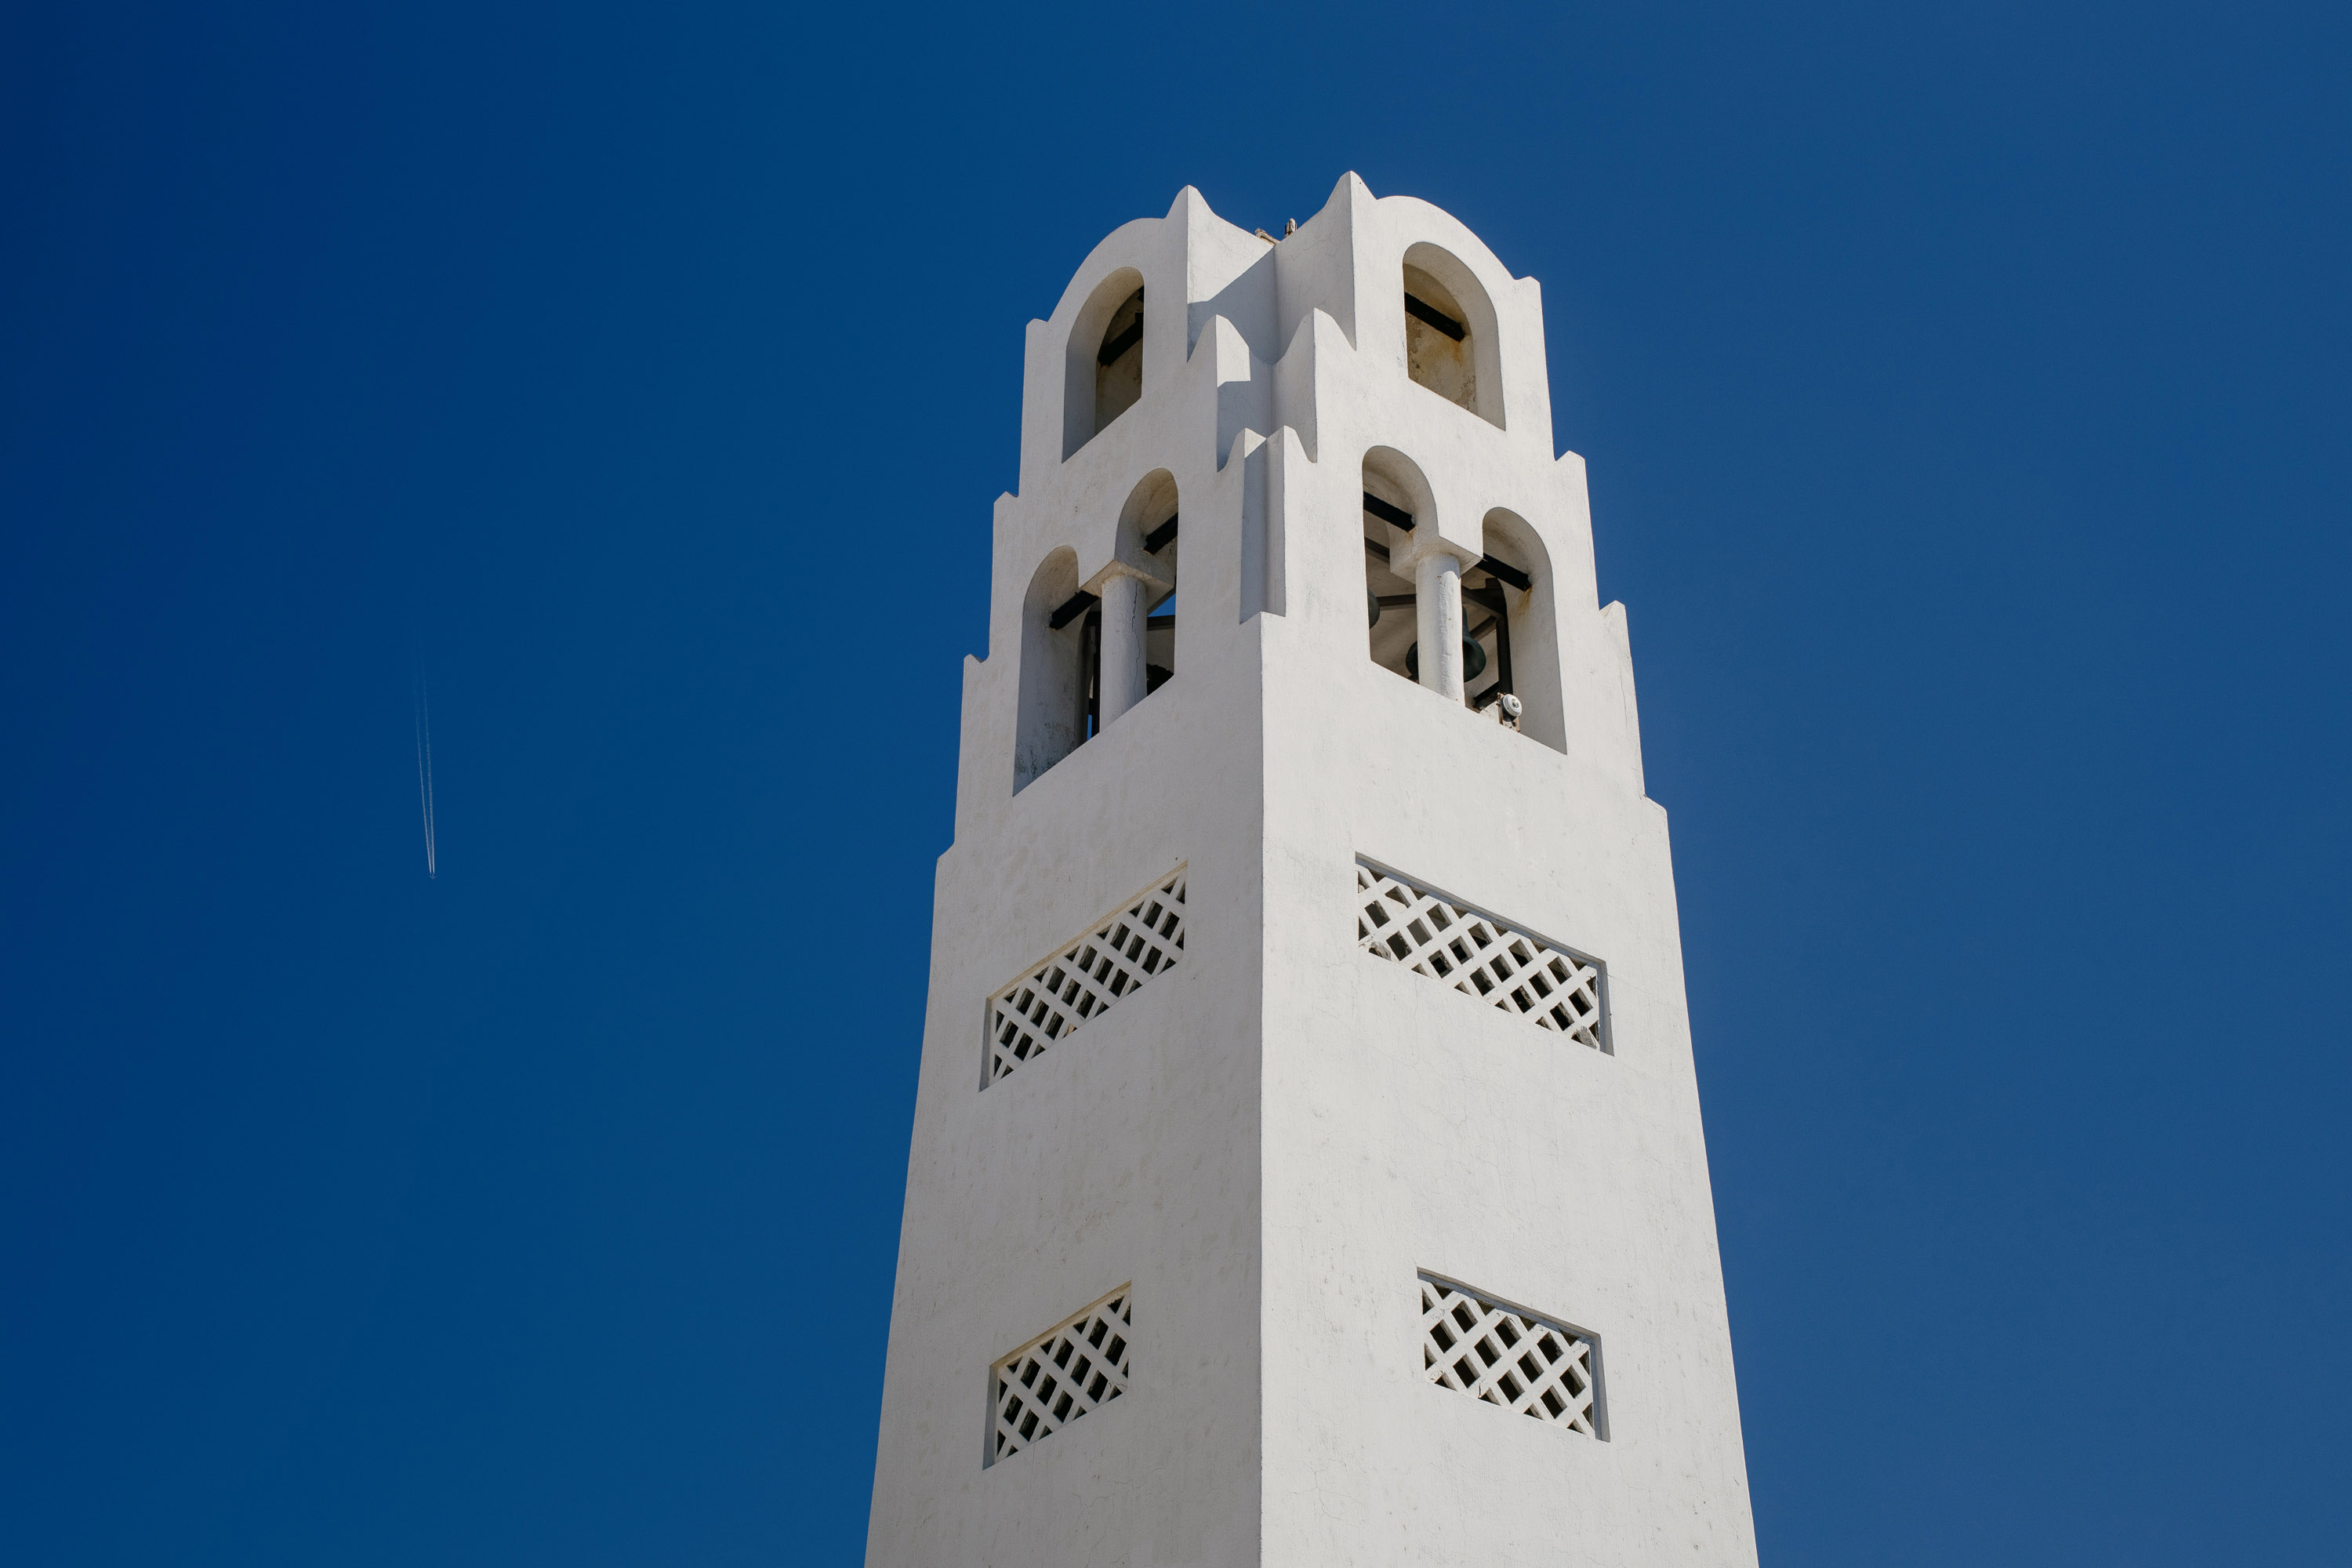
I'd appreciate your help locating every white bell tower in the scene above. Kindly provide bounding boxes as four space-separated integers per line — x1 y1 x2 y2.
865 174 1759 1568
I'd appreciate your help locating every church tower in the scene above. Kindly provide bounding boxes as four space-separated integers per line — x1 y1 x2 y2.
865 175 1759 1567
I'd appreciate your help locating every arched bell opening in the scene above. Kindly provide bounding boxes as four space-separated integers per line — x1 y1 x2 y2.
1014 546 1096 793
1402 243 1504 429
1062 268 1147 459
1465 509 1559 750
1116 470 1181 699
1361 448 1438 686
1359 465 1549 731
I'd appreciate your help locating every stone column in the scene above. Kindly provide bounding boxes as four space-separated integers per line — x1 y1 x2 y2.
1097 570 1150 726
1414 549 1469 702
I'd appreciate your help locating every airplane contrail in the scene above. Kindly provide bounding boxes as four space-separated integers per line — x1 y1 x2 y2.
415 681 437 880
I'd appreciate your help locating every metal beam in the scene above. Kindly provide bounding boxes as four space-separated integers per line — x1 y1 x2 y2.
1363 492 1414 530
1049 590 1099 630
1476 554 1532 591
1095 318 1143 365
1404 293 1466 342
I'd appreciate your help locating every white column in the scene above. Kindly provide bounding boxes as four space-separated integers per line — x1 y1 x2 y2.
1414 550 1467 702
1098 571 1149 726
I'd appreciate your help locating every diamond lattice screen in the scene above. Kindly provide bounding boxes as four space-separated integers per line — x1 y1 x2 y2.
1421 1275 1600 1436
987 870 1186 1086
1356 862 1605 1048
990 1288 1133 1465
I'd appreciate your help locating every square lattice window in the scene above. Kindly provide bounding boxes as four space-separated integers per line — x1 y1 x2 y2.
985 869 1186 1087
989 1287 1133 1466
1420 1274 1604 1437
1356 860 1607 1050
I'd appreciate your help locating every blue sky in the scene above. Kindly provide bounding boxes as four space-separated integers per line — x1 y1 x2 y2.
3 2 2347 1563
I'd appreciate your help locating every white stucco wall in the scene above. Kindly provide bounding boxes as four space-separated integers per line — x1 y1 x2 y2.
866 176 1756 1568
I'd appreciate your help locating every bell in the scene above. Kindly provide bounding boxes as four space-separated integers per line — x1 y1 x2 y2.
1368 588 1382 629
1405 637 1489 682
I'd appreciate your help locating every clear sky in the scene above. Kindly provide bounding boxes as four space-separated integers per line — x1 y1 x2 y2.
4 2 2347 1563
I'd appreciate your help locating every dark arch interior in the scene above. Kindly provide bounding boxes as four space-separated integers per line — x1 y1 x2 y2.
1093 287 1144 436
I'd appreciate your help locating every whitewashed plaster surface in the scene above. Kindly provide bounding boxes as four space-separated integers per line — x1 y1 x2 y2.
865 174 1758 1568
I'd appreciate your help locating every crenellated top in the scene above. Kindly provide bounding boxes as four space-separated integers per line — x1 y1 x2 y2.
1016 175 1557 500
961 173 1644 830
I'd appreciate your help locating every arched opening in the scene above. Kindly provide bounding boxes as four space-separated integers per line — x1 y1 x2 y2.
1062 269 1146 459
1402 244 1504 429
1465 510 1558 750
1095 288 1145 432
1119 470 1181 699
1014 547 1095 793
1402 266 1475 412
1360 460 1552 736
1361 449 1435 686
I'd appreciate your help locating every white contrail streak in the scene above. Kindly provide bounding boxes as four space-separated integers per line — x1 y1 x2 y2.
415 683 437 880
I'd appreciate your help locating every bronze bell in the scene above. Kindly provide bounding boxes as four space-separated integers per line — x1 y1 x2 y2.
1405 637 1488 683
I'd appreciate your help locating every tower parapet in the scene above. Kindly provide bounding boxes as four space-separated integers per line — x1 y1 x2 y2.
872 174 1757 1568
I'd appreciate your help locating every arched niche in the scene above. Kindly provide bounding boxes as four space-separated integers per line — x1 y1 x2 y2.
1361 447 1437 684
1116 469 1181 695
1468 509 1563 753
1402 243 1504 430
1062 268 1147 460
1014 546 1092 793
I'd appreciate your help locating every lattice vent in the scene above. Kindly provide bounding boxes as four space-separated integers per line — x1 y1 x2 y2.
1420 1275 1601 1436
1356 861 1606 1049
990 1287 1134 1465
987 870 1186 1086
